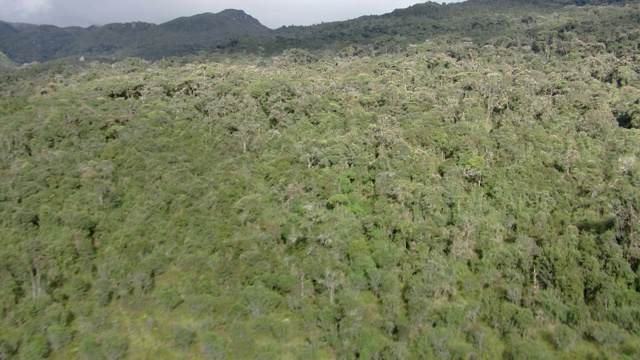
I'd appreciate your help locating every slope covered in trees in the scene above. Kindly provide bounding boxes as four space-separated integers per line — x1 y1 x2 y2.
0 10 269 64
1 0 639 64
1 1 640 360
237 0 640 58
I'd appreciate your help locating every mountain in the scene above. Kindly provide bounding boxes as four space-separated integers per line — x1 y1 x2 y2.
62 22 157 60
0 9 270 63
0 20 18 37
129 10 271 59
0 0 637 63
0 24 85 64
229 0 639 56
159 9 266 33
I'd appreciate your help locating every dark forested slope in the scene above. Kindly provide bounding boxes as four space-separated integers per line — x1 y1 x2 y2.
0 9 269 63
229 0 640 58
1 0 639 63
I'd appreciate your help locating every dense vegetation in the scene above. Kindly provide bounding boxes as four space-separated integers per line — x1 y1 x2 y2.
2 0 639 64
1 1 640 359
0 51 15 68
239 0 640 58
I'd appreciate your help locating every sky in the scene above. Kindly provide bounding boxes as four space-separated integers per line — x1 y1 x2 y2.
0 0 464 29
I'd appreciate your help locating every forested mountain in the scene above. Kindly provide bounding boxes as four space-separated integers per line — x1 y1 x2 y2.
1 0 640 359
0 9 269 63
236 0 640 56
0 21 18 37
0 0 638 64
0 25 86 64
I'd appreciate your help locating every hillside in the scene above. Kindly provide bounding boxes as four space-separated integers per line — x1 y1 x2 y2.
1 0 640 359
0 21 17 37
0 0 638 63
73 10 271 61
1 1 640 357
0 51 15 67
0 25 85 64
231 0 640 57
0 9 270 63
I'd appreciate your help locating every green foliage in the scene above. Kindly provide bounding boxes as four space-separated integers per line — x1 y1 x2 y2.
2 0 640 65
99 332 129 360
46 325 74 351
154 284 183 311
199 332 227 359
19 334 50 360
172 327 197 351
327 194 350 209
503 338 554 360
0 50 16 68
1 3 640 359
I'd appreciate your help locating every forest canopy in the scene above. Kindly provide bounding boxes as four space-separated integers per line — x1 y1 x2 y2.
1 1 640 359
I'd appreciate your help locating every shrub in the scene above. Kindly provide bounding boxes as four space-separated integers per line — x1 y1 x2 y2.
101 332 129 360
46 325 74 351
19 334 50 360
327 194 350 209
200 332 227 359
173 327 197 351
155 285 183 311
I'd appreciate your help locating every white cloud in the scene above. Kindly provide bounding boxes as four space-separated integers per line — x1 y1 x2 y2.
0 0 52 21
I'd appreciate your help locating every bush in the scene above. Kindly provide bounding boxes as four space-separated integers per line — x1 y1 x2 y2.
0 337 17 359
503 339 554 360
586 322 625 350
46 325 74 351
78 335 102 360
200 332 227 359
549 324 577 352
173 327 197 351
43 303 72 328
19 334 51 360
101 332 129 360
327 194 350 209
155 285 183 311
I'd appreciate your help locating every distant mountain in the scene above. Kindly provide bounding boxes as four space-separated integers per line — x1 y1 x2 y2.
129 10 271 59
231 0 639 56
0 24 85 64
0 9 270 63
63 22 157 60
0 1 637 63
160 9 267 33
0 20 18 37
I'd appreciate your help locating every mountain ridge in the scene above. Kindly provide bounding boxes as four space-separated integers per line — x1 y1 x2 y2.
0 9 270 63
0 0 637 63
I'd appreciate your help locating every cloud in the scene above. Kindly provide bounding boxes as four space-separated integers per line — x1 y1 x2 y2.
0 0 52 21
